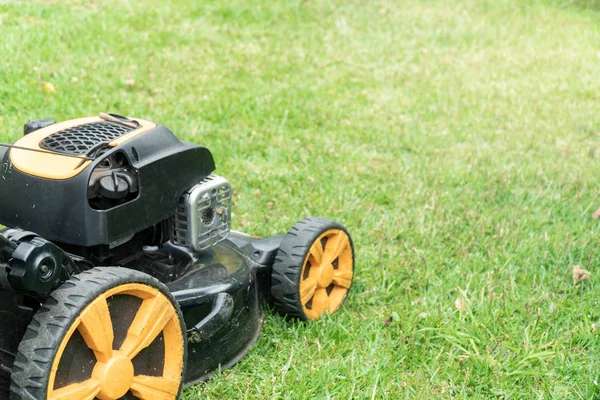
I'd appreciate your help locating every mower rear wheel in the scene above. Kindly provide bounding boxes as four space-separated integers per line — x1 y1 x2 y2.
271 217 355 321
10 267 187 400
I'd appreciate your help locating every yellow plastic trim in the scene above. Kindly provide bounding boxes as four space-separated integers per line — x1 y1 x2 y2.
299 229 354 320
108 119 156 147
9 117 156 180
47 283 184 400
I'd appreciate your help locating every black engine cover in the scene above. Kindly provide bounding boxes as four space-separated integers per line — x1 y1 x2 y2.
0 124 215 247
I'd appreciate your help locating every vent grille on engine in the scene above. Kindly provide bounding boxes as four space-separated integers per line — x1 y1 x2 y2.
39 122 135 155
171 196 189 246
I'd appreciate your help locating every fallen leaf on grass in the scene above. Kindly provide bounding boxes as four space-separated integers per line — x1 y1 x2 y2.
573 265 591 284
455 297 467 311
383 311 400 326
42 82 56 93
593 205 600 219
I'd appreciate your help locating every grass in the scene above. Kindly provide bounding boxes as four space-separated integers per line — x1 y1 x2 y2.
1 0 600 397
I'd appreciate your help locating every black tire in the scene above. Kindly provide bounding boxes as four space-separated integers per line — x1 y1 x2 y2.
0 292 34 399
10 267 187 400
1 368 10 400
271 217 355 321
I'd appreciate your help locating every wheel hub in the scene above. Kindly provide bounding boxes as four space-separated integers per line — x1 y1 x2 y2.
317 264 334 288
92 351 134 400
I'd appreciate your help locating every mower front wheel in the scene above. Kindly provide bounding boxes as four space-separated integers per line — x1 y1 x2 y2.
271 217 355 321
10 267 187 400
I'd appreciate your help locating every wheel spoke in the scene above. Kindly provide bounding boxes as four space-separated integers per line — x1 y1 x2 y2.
299 277 317 305
312 288 330 316
323 231 349 265
130 375 180 400
119 294 176 359
308 240 324 266
48 378 101 400
78 296 114 362
332 269 352 289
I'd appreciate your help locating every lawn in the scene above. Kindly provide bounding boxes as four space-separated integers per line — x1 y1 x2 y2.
2 0 600 398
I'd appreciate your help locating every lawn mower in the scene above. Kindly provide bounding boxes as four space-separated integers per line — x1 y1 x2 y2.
0 113 355 399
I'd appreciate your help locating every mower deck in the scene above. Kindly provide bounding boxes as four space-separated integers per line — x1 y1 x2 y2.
0 231 281 394
135 232 280 385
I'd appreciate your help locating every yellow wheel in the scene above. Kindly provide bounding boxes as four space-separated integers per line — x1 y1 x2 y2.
10 267 186 400
271 217 355 321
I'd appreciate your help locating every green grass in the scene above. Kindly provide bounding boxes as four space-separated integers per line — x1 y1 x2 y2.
2 0 600 398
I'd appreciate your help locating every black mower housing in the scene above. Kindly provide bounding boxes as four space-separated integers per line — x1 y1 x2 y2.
0 115 354 399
